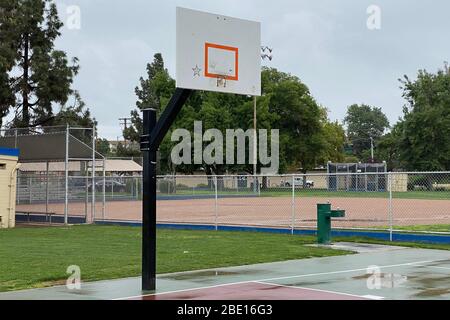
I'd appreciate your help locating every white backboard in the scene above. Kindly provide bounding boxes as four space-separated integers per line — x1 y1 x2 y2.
176 7 261 96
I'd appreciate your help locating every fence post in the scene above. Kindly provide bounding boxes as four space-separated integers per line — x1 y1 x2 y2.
85 174 88 221
102 159 106 220
291 175 295 235
111 176 114 199
45 162 49 216
214 175 218 231
389 172 393 242
28 176 32 204
17 173 20 205
135 176 138 200
91 125 96 223
64 124 69 225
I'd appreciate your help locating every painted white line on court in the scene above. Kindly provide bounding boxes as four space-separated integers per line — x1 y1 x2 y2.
257 260 436 283
423 265 450 271
113 281 249 300
254 281 367 299
362 295 385 300
115 259 436 300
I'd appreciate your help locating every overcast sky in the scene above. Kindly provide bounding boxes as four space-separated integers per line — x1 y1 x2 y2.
52 0 450 140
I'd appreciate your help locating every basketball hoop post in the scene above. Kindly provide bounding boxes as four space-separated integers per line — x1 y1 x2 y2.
253 95 257 192
140 88 192 292
141 108 156 291
139 6 261 292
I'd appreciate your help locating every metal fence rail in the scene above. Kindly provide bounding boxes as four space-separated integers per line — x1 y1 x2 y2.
15 172 450 237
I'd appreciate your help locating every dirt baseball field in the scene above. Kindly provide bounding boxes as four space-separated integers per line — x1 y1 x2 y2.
16 195 450 229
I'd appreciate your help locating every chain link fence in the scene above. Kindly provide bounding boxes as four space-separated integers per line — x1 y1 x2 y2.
14 172 450 235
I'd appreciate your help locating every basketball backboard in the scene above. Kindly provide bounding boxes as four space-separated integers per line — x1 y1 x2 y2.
176 7 261 96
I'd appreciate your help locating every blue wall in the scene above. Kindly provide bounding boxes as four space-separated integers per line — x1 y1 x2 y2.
0 148 19 157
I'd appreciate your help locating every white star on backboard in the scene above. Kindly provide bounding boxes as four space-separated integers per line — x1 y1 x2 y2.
192 65 202 77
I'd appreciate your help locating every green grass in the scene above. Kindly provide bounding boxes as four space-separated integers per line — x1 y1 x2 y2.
3 226 450 293
371 224 450 233
0 225 349 292
173 188 449 200
337 236 450 251
391 225 450 233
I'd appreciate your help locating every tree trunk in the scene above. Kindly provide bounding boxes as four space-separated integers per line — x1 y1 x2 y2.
22 33 30 128
262 176 268 190
205 166 214 190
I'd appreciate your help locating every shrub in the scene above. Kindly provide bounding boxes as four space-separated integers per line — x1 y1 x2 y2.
159 180 175 194
407 175 433 191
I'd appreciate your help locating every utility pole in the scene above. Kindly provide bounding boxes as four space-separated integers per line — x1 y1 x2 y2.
119 117 132 148
119 117 131 129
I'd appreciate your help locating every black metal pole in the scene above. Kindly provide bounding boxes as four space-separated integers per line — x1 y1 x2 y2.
140 88 192 292
141 108 157 291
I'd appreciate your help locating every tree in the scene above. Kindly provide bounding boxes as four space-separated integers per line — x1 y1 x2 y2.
0 0 79 128
125 60 344 176
49 92 95 127
115 142 142 158
344 104 390 160
96 138 111 157
375 123 403 170
122 53 200 174
262 67 328 173
123 53 175 143
200 91 250 178
397 63 450 171
318 121 346 164
45 92 97 144
0 0 18 127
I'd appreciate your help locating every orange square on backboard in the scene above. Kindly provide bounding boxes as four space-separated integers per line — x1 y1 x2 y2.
204 43 239 81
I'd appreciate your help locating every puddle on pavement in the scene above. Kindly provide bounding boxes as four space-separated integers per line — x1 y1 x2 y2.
425 259 450 267
352 273 392 280
398 270 450 298
414 288 450 297
64 289 94 295
276 280 331 287
160 269 265 282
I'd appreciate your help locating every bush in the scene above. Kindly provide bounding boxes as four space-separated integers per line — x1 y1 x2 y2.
159 180 175 194
407 175 433 191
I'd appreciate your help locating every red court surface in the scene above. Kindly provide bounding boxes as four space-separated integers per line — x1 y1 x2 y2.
134 282 367 300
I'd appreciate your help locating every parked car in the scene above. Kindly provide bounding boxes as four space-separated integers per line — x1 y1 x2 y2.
68 178 88 188
88 180 127 192
282 177 314 188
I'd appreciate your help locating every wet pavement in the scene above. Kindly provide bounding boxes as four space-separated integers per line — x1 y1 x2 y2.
1 244 450 300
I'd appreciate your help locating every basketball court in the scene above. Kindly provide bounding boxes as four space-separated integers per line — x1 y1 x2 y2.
1 243 450 300
2 6 449 303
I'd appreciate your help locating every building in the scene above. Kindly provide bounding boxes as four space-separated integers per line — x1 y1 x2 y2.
0 148 20 228
18 159 143 176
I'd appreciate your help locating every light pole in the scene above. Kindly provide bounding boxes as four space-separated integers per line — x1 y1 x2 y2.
349 137 375 162
252 46 273 192
370 136 374 163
